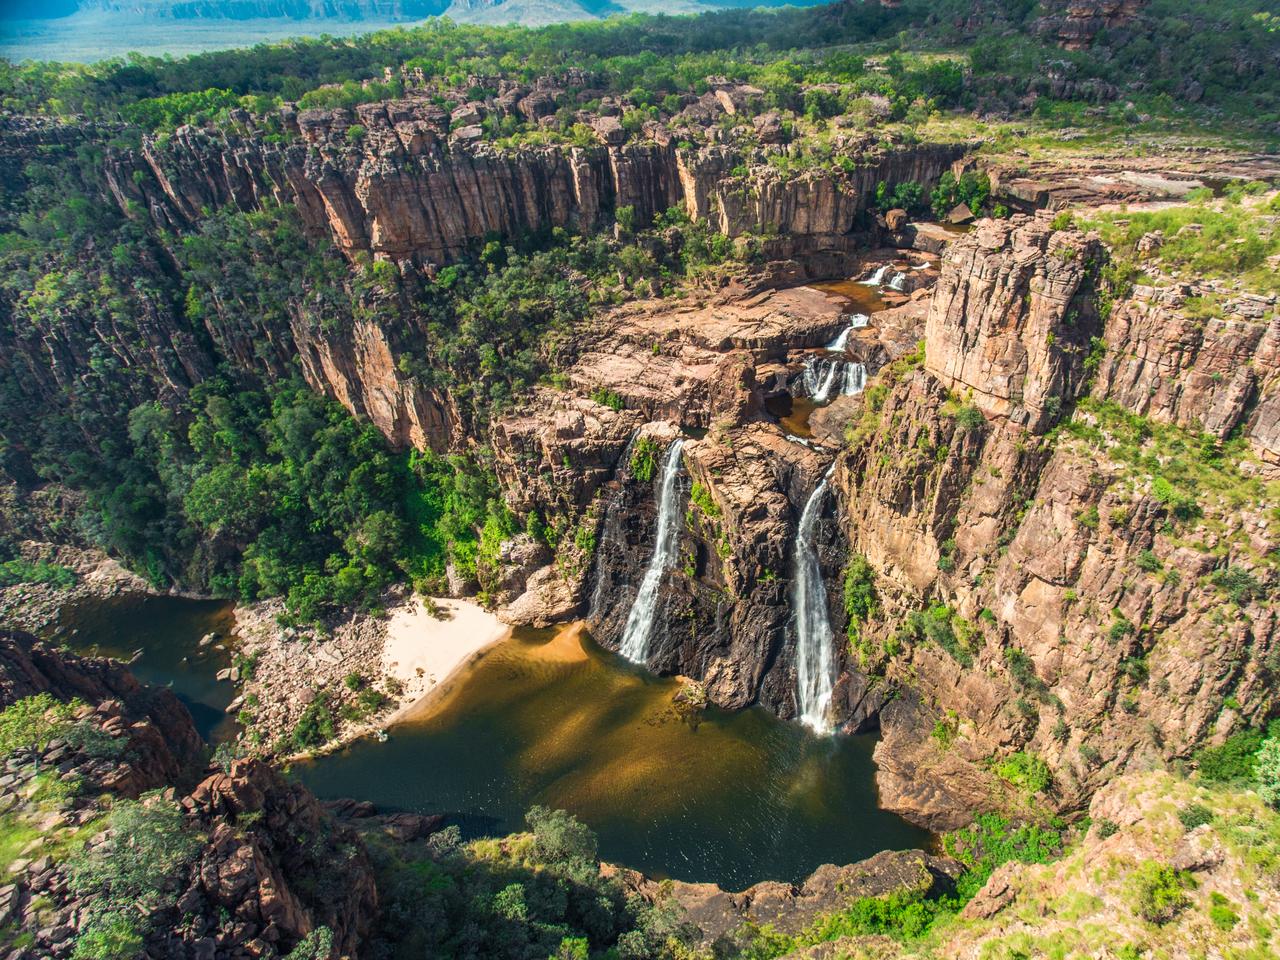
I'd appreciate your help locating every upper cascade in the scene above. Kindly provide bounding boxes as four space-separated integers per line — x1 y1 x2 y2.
618 437 686 664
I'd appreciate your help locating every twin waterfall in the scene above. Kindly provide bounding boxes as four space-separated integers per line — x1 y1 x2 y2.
618 439 686 664
616 440 839 735
792 469 838 733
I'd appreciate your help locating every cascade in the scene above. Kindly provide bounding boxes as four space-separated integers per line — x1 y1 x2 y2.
618 438 686 664
861 265 890 286
842 362 866 396
792 468 837 733
887 271 907 291
850 313 870 329
825 326 851 351
802 357 867 402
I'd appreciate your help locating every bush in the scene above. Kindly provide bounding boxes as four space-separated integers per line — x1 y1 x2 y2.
526 806 597 864
71 912 143 960
629 435 659 484
1195 728 1267 782
1129 861 1192 924
1177 803 1213 830
995 751 1052 795
1256 736 1280 807
1208 892 1240 931
0 694 79 758
0 559 76 588
291 692 336 751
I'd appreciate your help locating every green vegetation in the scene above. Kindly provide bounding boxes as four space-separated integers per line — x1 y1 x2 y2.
0 559 76 588
995 751 1052 797
842 554 878 662
1129 860 1194 924
630 435 660 484
68 795 203 959
367 806 694 958
1057 399 1280 570
1194 720 1280 783
1255 735 1280 807
739 812 1063 957
1077 190 1280 294
896 603 975 667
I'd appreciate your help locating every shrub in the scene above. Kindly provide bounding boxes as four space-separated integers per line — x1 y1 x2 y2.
346 124 366 141
526 806 597 864
842 555 878 645
71 912 143 960
630 435 659 484
1177 803 1213 830
1195 728 1266 782
0 694 77 757
1129 861 1192 924
1208 892 1240 931
590 387 624 411
291 692 336 751
1211 566 1261 605
0 559 76 588
995 751 1051 795
1256 736 1280 807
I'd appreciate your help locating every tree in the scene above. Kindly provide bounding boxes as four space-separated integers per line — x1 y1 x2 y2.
1257 736 1280 807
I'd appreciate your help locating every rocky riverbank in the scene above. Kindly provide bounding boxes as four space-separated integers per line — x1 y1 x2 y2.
231 586 508 757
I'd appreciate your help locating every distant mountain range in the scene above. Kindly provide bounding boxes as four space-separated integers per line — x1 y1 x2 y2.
1 0 804 22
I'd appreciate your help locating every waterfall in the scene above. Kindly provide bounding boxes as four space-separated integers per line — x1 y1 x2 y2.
792 469 837 733
825 326 851 351
842 362 866 396
887 271 907 292
850 313 870 329
618 438 686 664
802 356 842 403
803 357 867 401
862 265 890 286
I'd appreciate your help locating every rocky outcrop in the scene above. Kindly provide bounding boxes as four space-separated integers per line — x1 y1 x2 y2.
1035 0 1147 50
0 628 204 778
0 633 379 960
924 215 1103 432
1093 282 1280 474
613 848 961 946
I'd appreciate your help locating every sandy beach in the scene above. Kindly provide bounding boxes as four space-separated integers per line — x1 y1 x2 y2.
381 596 511 708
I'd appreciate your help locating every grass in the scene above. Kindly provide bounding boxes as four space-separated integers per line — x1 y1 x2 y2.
1056 399 1280 570
1075 190 1280 295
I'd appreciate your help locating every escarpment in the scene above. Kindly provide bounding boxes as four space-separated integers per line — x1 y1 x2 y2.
824 214 1279 830
103 100 967 267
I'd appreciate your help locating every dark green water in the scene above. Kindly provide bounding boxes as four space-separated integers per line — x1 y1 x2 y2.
294 624 931 889
50 594 239 745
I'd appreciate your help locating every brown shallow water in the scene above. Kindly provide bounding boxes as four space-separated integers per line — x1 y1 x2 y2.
296 624 930 888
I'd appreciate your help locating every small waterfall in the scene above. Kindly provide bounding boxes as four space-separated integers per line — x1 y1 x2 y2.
802 356 842 403
842 362 866 396
803 357 866 402
826 326 851 351
862 265 890 286
618 438 686 664
887 271 907 292
792 469 837 733
850 313 870 329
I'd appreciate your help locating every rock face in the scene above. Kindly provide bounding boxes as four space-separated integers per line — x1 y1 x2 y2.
1093 282 1280 474
104 107 966 268
826 214 1279 829
0 628 204 779
924 215 1104 432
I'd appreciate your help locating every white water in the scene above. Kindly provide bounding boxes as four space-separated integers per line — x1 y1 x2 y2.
802 357 867 402
887 272 907 292
825 326 852 351
618 438 686 664
862 265 890 286
850 313 870 329
792 469 837 733
842 362 867 396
